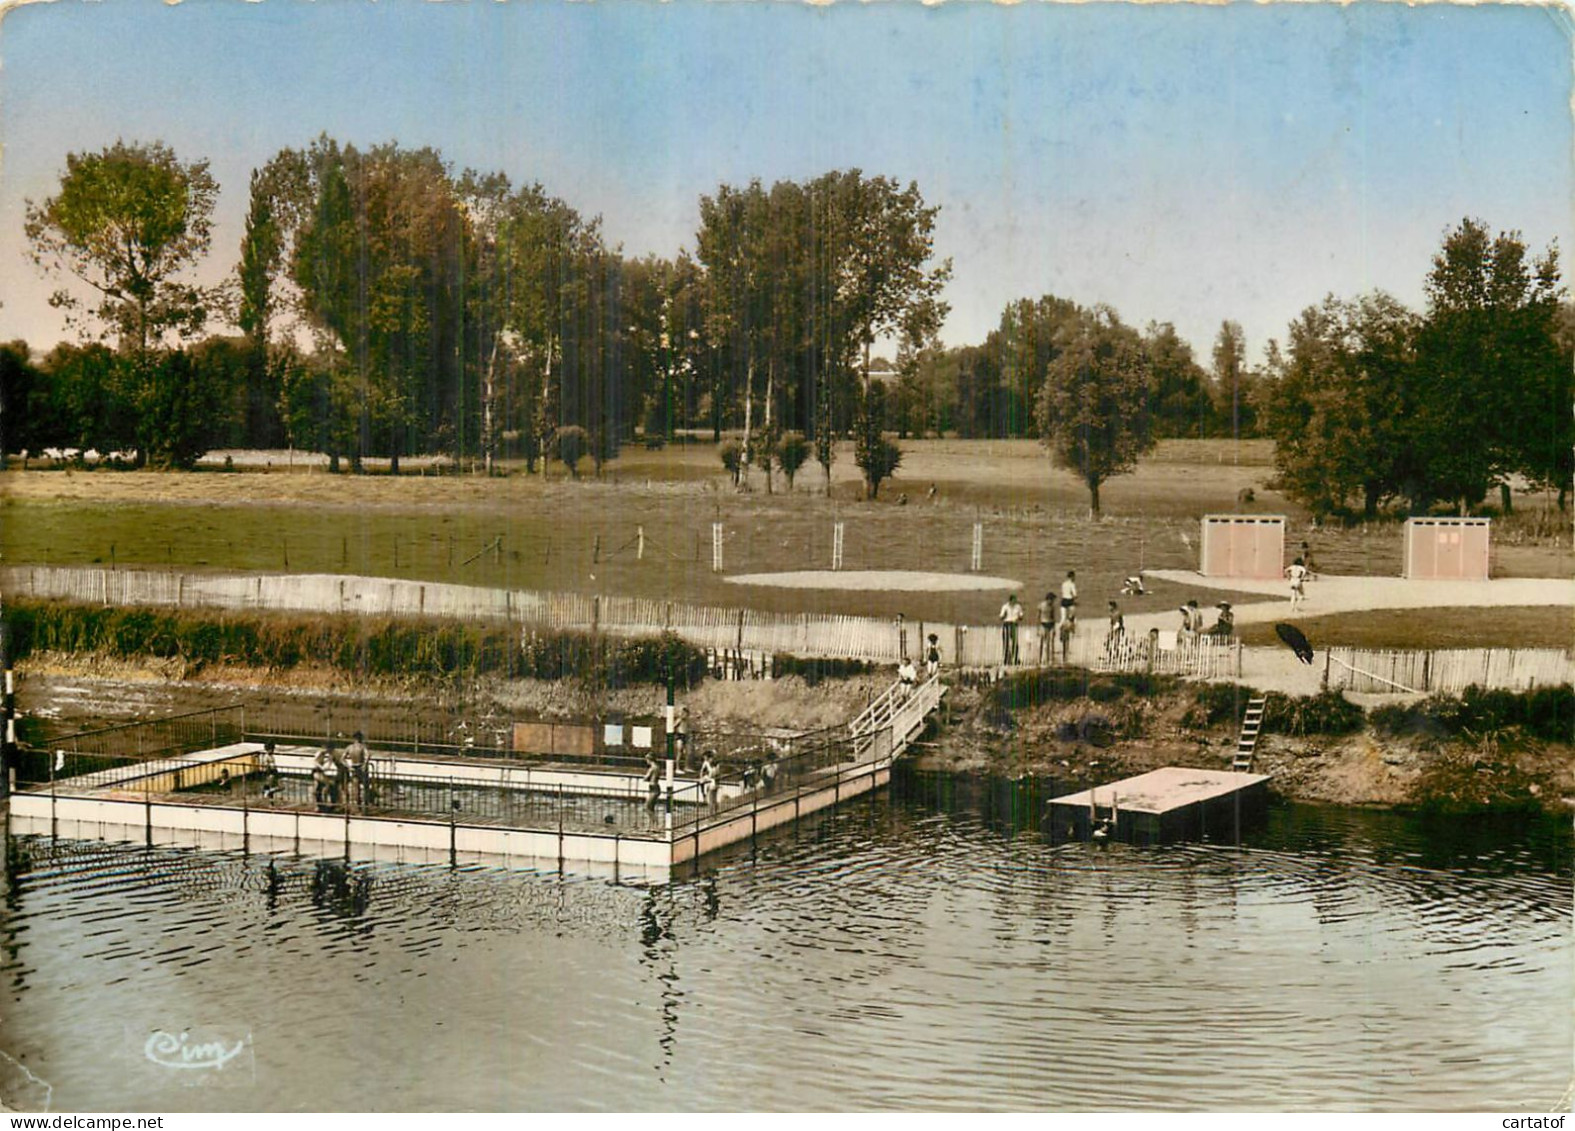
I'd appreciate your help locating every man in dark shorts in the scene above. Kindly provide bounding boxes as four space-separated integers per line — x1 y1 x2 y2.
1036 591 1057 665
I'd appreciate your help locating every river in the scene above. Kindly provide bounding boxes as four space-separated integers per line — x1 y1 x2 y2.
0 775 1568 1112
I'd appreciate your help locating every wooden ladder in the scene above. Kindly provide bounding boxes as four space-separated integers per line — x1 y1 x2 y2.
1232 697 1267 772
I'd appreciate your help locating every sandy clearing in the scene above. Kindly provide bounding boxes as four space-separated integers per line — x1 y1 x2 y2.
725 570 1024 592
1144 570 1575 620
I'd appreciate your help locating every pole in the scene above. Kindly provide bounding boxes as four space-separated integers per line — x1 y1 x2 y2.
0 616 12 799
664 663 676 826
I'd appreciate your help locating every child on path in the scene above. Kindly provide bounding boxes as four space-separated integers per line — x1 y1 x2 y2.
1287 558 1308 609
1105 600 1125 658
925 633 942 678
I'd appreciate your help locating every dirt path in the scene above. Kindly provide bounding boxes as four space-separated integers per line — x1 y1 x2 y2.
1145 569 1574 617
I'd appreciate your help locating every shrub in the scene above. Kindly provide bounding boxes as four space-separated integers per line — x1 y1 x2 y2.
1087 680 1124 703
1190 682 1265 726
777 431 810 488
551 425 589 478
5 600 703 686
718 439 744 485
1262 690 1364 737
772 654 875 685
987 669 1177 714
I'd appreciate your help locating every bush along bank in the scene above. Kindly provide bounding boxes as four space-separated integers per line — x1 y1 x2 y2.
927 672 1574 817
4 599 709 688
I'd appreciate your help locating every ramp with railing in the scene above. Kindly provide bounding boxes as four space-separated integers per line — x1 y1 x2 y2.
848 674 947 762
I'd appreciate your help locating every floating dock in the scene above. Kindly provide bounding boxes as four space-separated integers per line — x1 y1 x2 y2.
12 676 947 881
1046 766 1270 844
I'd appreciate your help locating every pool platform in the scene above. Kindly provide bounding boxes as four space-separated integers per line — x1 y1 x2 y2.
1046 766 1271 844
11 675 946 881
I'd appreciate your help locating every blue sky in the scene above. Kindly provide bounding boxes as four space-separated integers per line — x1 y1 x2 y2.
0 0 1570 364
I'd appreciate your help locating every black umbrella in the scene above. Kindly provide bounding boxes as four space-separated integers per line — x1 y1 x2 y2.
1275 623 1314 665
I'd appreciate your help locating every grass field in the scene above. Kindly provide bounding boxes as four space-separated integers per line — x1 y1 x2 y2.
1238 607 1575 651
3 439 1569 639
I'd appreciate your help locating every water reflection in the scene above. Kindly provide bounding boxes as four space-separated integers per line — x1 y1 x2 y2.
0 785 1569 1112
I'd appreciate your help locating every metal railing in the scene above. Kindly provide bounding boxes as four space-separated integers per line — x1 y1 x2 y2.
667 724 877 839
23 705 246 785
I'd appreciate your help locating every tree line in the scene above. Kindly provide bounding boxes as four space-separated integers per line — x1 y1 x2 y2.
1260 218 1572 517
3 137 1569 520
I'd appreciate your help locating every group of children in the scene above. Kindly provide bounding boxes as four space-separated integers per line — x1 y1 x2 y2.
642 745 778 814
1177 598 1234 641
310 731 373 812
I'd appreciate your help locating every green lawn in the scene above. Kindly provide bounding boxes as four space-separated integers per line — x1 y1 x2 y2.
3 438 1568 633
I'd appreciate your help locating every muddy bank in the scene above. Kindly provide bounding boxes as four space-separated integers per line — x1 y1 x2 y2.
918 681 1575 819
12 653 1573 818
13 651 888 748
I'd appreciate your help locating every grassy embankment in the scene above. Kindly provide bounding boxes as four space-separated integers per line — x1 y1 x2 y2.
3 438 1570 640
5 439 1570 814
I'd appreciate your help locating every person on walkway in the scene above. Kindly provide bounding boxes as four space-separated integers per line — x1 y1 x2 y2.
260 741 283 801
1060 571 1079 627
1208 601 1235 638
699 752 719 811
999 594 1024 665
643 751 662 813
924 633 942 679
1105 601 1125 658
1287 558 1308 609
670 704 691 770
897 656 918 696
312 743 342 811
1036 591 1058 665
761 749 780 794
343 731 371 810
1178 600 1199 643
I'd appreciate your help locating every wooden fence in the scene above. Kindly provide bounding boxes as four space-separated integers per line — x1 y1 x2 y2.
1326 647 1575 694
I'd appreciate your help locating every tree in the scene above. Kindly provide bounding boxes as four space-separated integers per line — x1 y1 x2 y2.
289 140 471 473
1262 293 1420 519
854 382 903 499
0 342 46 457
1144 322 1215 439
777 431 810 489
985 296 1080 436
34 342 131 455
235 167 289 448
814 388 836 496
817 171 952 390
1211 320 1253 440
552 425 589 479
24 140 219 466
1415 218 1565 514
1037 305 1155 517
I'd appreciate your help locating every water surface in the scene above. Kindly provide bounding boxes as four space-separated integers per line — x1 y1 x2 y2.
0 782 1568 1112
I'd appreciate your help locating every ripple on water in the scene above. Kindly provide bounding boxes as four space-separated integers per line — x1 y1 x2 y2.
0 799 1568 1112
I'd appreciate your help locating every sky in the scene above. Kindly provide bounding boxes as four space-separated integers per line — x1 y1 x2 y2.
0 0 1570 365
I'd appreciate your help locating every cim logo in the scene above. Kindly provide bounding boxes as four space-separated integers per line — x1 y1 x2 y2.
143 1029 248 1072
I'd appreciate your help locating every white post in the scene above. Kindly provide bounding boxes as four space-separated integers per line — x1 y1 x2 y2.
637 525 645 561
971 523 983 572
832 522 845 571
711 523 724 572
